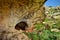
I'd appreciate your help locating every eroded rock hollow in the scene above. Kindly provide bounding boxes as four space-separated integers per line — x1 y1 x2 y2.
0 0 47 40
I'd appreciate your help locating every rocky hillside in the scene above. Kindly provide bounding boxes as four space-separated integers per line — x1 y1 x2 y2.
0 0 46 40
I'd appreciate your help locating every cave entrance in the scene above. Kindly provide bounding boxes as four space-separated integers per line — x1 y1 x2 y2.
15 21 28 30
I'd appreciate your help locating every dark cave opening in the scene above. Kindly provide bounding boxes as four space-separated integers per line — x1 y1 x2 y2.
15 21 28 31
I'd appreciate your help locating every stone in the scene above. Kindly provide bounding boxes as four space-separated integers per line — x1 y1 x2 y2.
0 0 47 40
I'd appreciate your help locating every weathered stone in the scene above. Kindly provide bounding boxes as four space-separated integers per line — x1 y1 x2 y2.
0 0 47 40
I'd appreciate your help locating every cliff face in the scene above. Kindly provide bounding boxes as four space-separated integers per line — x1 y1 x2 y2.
0 0 47 40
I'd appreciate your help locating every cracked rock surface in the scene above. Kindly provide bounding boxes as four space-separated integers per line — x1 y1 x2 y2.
0 0 46 40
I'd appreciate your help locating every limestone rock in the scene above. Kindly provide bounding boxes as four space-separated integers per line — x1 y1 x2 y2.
0 0 47 40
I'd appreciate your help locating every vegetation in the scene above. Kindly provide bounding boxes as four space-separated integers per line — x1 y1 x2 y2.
23 6 60 40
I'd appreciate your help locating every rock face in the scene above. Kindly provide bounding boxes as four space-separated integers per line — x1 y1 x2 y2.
0 0 47 40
